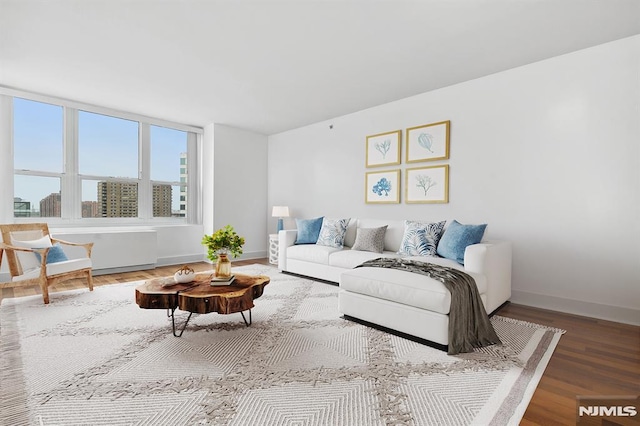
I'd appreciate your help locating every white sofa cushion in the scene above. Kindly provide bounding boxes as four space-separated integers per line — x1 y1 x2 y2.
12 258 92 282
287 244 342 265
329 250 400 269
341 267 453 314
340 262 487 315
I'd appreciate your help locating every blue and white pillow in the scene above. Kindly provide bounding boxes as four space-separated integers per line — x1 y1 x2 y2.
397 220 446 256
316 218 351 248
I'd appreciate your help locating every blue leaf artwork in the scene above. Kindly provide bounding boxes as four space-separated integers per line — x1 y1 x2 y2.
417 132 434 152
372 178 392 196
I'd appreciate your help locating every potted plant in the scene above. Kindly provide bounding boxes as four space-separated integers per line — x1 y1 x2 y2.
201 225 245 277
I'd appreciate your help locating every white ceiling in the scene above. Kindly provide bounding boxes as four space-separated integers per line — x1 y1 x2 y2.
1 0 639 135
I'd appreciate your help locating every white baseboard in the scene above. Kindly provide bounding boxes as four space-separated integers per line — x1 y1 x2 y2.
93 264 156 276
511 290 640 326
156 254 205 267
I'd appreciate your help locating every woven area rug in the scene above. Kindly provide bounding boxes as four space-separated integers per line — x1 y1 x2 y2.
1 264 564 426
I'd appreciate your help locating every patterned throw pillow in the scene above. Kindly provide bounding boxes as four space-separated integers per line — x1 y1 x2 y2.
351 226 388 253
316 218 351 248
437 220 487 264
397 220 446 256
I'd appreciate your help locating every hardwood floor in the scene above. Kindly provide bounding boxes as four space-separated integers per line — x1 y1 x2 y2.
1 259 638 425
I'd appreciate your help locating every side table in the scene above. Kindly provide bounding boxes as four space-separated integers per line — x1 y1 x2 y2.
269 234 279 265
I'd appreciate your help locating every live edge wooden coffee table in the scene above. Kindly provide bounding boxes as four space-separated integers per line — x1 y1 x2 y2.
135 272 270 337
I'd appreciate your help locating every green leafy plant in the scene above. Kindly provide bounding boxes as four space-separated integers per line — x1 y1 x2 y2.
201 225 245 261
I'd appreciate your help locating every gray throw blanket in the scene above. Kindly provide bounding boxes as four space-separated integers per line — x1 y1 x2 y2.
355 258 501 355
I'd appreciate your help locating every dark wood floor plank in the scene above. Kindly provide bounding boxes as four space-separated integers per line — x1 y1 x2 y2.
1 259 638 424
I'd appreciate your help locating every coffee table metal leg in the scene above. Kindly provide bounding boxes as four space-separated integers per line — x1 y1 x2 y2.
170 308 193 337
240 309 252 327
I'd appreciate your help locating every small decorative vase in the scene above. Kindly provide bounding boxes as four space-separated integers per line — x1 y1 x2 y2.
174 265 195 283
215 253 232 278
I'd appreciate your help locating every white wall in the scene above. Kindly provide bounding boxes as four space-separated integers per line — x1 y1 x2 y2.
268 35 640 325
203 124 268 261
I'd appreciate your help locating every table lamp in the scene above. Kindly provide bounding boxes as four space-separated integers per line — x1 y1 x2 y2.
272 206 290 233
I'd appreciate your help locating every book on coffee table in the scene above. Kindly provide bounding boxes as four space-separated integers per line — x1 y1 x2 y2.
210 275 235 286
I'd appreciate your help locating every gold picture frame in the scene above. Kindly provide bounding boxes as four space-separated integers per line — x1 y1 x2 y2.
405 165 449 204
365 169 400 204
406 120 450 163
366 130 401 168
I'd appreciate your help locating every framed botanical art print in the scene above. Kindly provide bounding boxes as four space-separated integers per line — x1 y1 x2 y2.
405 165 449 203
366 130 401 167
365 169 400 204
406 120 450 163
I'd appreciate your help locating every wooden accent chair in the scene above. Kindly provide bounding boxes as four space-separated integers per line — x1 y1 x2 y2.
0 223 94 304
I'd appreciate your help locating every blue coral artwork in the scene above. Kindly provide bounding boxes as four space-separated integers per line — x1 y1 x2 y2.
366 130 401 167
372 177 391 196
406 120 450 163
366 170 400 204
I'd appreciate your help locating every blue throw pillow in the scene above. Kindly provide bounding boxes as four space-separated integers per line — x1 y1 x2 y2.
295 217 324 244
34 243 69 264
436 220 487 264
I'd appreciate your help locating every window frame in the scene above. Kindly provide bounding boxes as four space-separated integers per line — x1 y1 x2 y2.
2 90 202 226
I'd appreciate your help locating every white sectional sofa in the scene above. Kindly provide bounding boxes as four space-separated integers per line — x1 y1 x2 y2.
278 218 512 347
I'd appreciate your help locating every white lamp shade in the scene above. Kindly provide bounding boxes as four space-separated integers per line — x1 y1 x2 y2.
272 206 290 217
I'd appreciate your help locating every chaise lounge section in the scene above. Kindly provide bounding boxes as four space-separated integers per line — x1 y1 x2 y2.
278 218 512 348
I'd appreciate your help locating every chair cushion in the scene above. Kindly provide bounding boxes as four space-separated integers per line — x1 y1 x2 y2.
11 235 53 272
316 218 351 248
11 258 92 282
295 217 324 244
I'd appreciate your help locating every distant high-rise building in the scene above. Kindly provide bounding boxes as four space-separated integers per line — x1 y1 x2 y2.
98 182 138 217
152 184 172 217
40 192 61 217
81 201 100 218
14 197 31 217
96 182 171 217
179 152 187 217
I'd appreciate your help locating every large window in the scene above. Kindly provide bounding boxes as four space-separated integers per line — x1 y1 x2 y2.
10 96 199 223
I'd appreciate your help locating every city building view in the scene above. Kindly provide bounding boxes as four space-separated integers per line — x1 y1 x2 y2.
14 182 181 218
